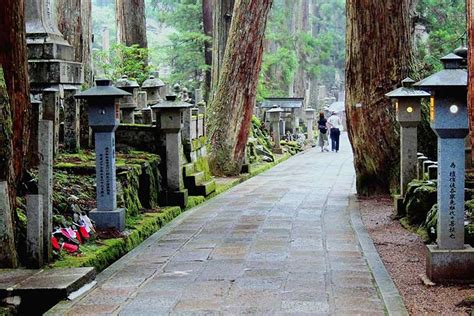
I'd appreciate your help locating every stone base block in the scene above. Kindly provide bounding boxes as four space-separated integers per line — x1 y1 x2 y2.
273 148 283 154
89 208 126 231
393 195 405 218
426 244 474 284
167 190 188 208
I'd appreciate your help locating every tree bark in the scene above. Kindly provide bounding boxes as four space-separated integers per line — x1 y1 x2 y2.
293 0 310 99
56 0 93 86
0 0 30 267
56 0 93 148
346 0 414 195
207 0 273 176
468 0 474 167
202 0 213 102
210 0 235 99
116 0 148 48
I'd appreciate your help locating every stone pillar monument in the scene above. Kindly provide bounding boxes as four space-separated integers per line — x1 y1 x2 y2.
152 96 193 207
115 75 139 124
415 53 474 283
26 0 84 153
305 108 316 146
268 106 284 154
386 78 430 213
75 79 130 231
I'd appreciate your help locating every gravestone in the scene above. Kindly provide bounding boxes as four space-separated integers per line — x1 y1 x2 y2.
26 0 83 153
415 53 474 283
42 88 60 154
152 96 192 207
30 97 43 166
142 75 164 106
195 89 203 104
116 75 139 124
417 156 428 180
268 106 283 154
38 120 53 262
386 78 429 195
26 195 43 268
75 79 130 231
305 108 316 146
137 91 147 110
63 86 80 152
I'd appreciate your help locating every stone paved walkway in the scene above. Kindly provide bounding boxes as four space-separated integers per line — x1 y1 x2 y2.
50 134 390 315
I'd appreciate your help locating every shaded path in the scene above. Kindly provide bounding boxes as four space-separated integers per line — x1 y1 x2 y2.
49 134 399 315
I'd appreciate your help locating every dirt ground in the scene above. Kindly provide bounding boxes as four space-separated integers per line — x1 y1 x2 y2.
358 196 474 315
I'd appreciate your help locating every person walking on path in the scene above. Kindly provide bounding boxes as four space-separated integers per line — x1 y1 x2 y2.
317 112 329 152
327 111 342 152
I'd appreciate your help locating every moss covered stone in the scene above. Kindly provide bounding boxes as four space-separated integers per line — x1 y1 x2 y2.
403 180 437 225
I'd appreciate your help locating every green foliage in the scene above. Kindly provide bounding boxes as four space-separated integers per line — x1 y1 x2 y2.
415 0 466 78
93 44 152 85
155 0 209 89
258 0 345 100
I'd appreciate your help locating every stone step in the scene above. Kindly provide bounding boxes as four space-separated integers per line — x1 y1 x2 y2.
193 179 217 197
185 171 206 188
183 163 196 177
0 267 95 314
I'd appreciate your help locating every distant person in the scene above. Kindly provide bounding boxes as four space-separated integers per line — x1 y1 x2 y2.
317 112 329 152
327 111 342 152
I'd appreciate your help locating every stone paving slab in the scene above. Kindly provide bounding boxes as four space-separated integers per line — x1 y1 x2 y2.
47 134 404 315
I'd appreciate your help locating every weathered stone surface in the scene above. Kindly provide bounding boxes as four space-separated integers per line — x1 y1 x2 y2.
63 87 80 152
38 120 53 262
26 195 44 268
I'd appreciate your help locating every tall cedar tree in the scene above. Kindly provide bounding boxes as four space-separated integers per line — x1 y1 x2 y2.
202 0 213 102
116 0 148 48
210 0 235 99
0 0 31 267
345 0 414 195
207 0 273 176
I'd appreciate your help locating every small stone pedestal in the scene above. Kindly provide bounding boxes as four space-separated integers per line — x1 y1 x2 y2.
268 106 284 154
415 53 473 283
152 95 193 208
75 79 131 231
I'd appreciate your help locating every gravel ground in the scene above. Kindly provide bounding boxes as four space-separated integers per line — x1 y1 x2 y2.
358 196 474 315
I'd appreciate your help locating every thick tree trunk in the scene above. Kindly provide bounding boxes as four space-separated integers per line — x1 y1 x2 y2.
468 0 474 167
56 0 93 148
0 0 30 267
210 0 235 99
56 0 93 86
202 0 213 103
116 0 148 48
346 0 414 195
207 0 273 176
293 0 310 99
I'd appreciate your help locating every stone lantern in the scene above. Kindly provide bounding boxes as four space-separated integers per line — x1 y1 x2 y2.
75 79 131 231
305 108 316 146
414 53 472 283
386 77 430 210
142 75 165 106
115 75 139 124
151 95 193 207
268 106 284 154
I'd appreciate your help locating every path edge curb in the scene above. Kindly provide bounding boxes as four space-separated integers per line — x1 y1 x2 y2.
349 195 409 316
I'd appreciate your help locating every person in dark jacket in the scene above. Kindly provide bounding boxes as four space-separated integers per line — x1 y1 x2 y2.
317 112 329 152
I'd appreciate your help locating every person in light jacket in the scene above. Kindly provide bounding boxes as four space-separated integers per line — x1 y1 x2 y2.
327 111 342 152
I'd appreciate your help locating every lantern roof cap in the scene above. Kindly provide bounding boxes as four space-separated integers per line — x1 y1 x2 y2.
115 75 139 88
142 75 165 88
414 54 467 88
267 105 284 113
75 79 131 99
150 95 193 110
386 77 430 98
305 108 316 112
454 46 468 59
